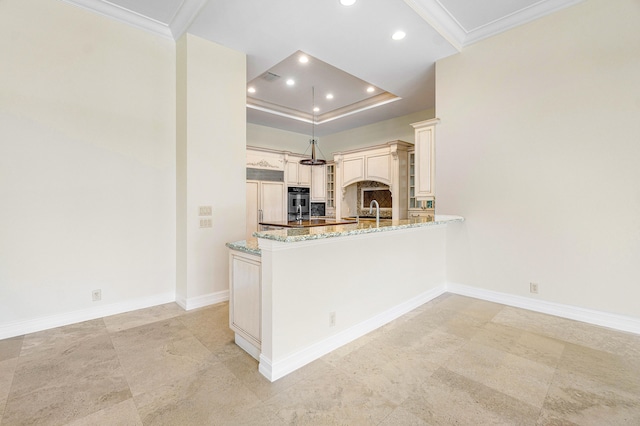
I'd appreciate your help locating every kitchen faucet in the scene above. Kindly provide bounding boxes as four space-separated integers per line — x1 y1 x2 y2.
296 204 303 222
369 199 380 227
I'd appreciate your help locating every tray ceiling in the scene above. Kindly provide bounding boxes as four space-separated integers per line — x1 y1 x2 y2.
62 0 584 136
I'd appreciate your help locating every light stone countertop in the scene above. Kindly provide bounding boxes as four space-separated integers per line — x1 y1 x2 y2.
227 216 464 255
253 214 464 244
226 238 261 256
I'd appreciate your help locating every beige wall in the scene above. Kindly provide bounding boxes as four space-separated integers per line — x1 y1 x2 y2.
247 123 309 154
247 108 436 157
176 34 246 308
436 0 640 318
0 0 176 327
0 0 246 335
320 109 435 154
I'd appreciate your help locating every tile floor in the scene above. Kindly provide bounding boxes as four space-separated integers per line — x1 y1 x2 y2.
1 294 640 425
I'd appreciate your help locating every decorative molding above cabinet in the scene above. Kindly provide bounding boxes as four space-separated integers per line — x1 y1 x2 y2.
246 147 285 171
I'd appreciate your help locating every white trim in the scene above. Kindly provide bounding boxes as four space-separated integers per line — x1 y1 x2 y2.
62 0 207 40
403 0 584 49
446 283 640 335
0 292 176 340
235 333 261 361
256 282 640 382
176 290 229 311
402 0 465 51
258 354 273 380
258 285 447 382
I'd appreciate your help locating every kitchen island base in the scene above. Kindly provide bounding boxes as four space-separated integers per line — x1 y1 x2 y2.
252 216 463 382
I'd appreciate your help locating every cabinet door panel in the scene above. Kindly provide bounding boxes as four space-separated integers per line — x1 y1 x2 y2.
230 253 261 342
298 164 311 185
366 153 391 184
311 165 326 202
342 157 364 186
415 126 435 199
260 181 285 223
285 161 299 185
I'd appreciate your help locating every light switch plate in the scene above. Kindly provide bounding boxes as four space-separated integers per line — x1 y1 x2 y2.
199 218 213 228
199 206 212 216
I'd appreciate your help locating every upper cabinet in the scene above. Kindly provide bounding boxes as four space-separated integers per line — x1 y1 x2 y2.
326 163 335 209
411 118 439 200
337 145 401 187
285 154 311 186
333 141 411 220
310 164 326 202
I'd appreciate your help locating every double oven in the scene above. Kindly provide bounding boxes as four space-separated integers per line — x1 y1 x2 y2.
287 187 309 221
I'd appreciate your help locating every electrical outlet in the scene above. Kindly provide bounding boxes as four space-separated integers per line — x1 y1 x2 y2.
530 282 539 294
329 312 336 327
92 289 101 301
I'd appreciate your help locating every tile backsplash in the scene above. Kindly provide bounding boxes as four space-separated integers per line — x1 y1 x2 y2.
356 181 393 218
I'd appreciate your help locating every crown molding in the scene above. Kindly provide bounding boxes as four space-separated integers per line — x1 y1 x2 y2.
404 0 584 50
62 0 207 40
247 92 401 126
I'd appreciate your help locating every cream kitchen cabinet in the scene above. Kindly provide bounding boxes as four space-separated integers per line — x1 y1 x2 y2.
338 146 393 187
310 164 326 202
246 180 286 236
408 151 435 217
229 249 261 359
326 163 335 210
334 141 411 220
285 154 311 186
411 118 439 200
246 147 285 171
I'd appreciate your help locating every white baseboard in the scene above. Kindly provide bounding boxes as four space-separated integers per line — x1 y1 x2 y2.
257 282 640 382
446 283 640 335
176 290 229 311
258 285 448 382
235 333 260 361
0 292 176 340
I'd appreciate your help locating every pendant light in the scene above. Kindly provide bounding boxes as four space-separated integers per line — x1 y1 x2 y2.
300 86 327 166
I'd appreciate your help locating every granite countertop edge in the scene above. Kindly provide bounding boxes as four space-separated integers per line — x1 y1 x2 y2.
226 238 261 256
252 215 465 243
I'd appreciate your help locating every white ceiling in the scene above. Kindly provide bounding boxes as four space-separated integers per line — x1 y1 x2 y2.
64 0 583 136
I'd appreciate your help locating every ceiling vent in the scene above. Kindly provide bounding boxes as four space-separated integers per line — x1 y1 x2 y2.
261 71 281 82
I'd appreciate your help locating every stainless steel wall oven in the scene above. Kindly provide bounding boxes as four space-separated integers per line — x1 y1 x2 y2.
287 187 310 221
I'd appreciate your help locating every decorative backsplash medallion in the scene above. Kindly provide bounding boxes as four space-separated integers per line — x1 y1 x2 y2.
356 180 392 218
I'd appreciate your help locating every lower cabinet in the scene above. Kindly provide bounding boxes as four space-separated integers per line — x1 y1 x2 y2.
246 180 285 236
229 250 261 359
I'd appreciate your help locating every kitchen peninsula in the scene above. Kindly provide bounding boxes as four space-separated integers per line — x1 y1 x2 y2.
227 214 464 382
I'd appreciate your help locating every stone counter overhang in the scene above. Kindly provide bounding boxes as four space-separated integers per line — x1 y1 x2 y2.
226 215 464 253
226 238 261 256
259 215 465 243
226 215 464 255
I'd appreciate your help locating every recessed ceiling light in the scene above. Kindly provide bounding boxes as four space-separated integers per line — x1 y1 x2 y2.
247 86 256 93
326 93 334 100
392 30 406 41
313 107 320 112
366 86 375 93
299 55 309 64
340 0 356 6
286 79 295 86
